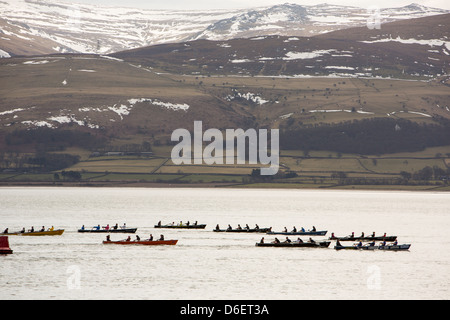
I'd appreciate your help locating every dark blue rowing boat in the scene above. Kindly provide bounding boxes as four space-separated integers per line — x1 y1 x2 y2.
267 230 327 236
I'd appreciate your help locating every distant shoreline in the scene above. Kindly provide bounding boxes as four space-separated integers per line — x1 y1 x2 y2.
0 181 448 192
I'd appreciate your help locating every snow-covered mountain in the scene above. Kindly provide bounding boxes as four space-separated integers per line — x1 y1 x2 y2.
0 0 449 57
191 3 450 41
0 0 241 55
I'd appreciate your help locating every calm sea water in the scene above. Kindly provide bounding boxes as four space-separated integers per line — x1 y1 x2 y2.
0 187 449 300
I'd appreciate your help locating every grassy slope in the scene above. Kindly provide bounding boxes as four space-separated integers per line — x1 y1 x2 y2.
0 55 449 189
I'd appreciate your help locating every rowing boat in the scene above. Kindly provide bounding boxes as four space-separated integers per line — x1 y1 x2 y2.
329 235 397 242
16 229 65 236
0 232 20 236
103 239 178 246
0 236 13 255
154 224 207 229
335 244 411 251
213 227 271 233
267 230 327 236
335 245 368 250
78 228 137 233
1 229 65 236
256 241 331 248
378 244 411 251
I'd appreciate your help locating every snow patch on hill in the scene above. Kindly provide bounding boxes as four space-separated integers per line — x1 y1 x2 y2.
225 90 269 105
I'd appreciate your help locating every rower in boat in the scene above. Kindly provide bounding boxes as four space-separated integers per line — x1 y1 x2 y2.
301 227 306 232
245 224 250 230
283 227 288 232
272 238 280 244
360 232 365 238
106 235 111 242
20 227 25 234
284 237 292 244
157 221 162 227
29 226 34 233
227 224 232 231
312 226 317 232
309 238 316 244
159 235 164 241
113 223 119 230
237 224 242 230
148 234 154 241
296 237 304 243
215 224 220 231
292 226 297 233
3 228 8 234
357 241 363 248
136 235 141 241
105 224 110 231
255 224 260 230
260 237 265 244
40 226 45 232
126 236 131 242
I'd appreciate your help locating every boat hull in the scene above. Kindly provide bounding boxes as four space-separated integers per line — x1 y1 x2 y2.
20 229 64 236
335 244 411 251
267 231 327 236
214 228 271 233
103 240 178 246
78 228 137 233
335 245 364 250
379 244 411 251
330 236 397 242
256 241 331 248
154 225 206 229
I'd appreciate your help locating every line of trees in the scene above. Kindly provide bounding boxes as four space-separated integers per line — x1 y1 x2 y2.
53 171 82 182
280 118 450 155
331 166 449 186
0 152 80 172
401 166 450 182
5 128 107 152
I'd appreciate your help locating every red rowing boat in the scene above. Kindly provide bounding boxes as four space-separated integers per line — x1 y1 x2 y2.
103 239 178 246
0 236 13 255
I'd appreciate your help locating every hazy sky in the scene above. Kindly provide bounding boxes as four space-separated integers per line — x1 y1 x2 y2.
62 0 450 10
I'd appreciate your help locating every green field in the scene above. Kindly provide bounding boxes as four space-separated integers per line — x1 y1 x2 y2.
1 145 449 191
